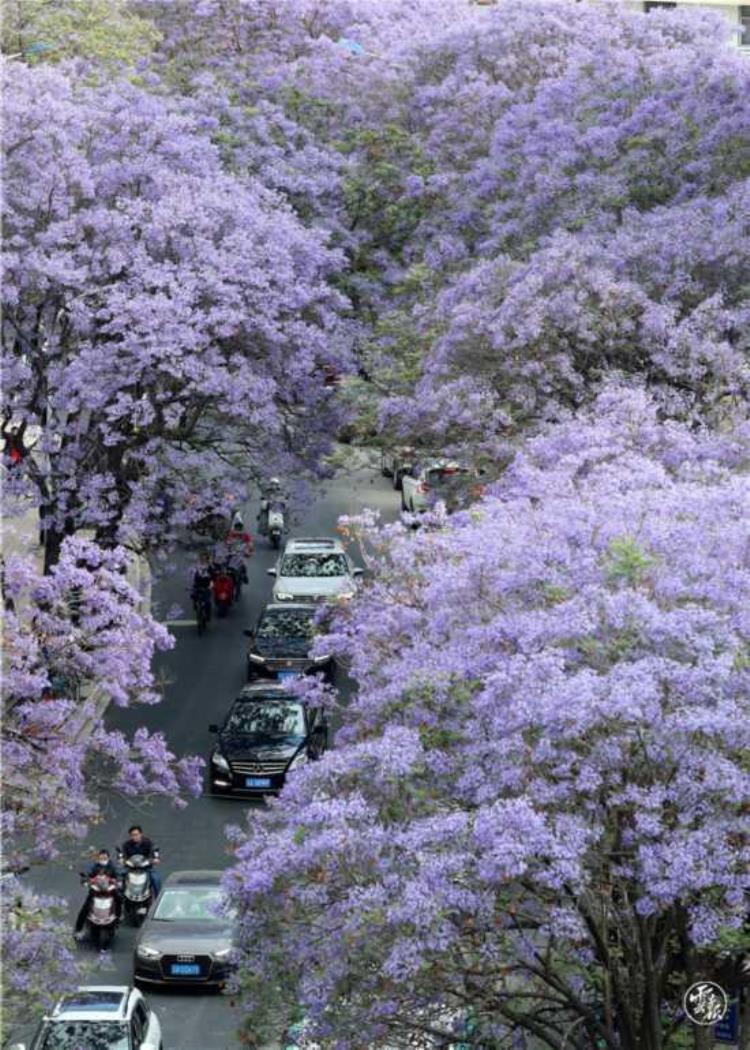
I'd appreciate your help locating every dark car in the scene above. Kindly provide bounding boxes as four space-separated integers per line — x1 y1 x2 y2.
208 684 328 796
244 603 333 681
133 871 233 989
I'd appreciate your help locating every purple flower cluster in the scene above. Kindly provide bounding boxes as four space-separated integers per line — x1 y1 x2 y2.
225 389 750 1045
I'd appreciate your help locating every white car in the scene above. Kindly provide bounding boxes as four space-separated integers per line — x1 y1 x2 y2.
11 985 162 1050
401 460 477 514
268 537 363 602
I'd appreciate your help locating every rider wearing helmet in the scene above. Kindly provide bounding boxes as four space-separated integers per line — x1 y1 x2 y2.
257 478 285 536
222 511 254 585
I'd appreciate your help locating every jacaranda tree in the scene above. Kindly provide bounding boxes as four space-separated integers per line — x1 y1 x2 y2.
1 536 203 1024
225 387 750 1050
3 58 349 569
370 1 750 452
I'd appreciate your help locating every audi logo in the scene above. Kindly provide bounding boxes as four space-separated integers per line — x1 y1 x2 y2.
176 955 195 962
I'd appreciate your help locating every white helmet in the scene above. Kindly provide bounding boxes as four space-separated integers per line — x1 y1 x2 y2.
232 512 244 530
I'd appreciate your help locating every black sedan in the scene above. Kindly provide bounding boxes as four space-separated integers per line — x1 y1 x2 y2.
208 684 328 796
244 602 333 681
133 871 233 988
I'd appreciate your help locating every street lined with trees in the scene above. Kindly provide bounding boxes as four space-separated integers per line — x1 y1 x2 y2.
2 2 749 1048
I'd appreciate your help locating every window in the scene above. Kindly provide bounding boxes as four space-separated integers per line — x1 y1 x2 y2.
227 700 306 740
280 553 348 577
153 887 224 921
41 1022 130 1050
644 2 676 10
257 608 314 640
741 7 750 47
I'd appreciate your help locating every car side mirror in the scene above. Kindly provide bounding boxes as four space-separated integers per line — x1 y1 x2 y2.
242 629 254 638
266 568 277 577
208 723 219 733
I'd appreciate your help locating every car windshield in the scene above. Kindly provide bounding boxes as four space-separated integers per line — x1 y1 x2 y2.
280 553 347 577
225 700 306 741
257 609 314 641
152 887 225 922
41 1021 130 1049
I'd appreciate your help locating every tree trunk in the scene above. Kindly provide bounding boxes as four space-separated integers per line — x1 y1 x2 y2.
692 1027 712 1050
43 527 65 575
43 517 76 574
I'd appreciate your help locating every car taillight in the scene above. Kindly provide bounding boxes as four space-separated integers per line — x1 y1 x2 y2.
418 482 431 493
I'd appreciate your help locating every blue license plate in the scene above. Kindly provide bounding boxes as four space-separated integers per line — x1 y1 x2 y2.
246 776 271 788
170 963 201 976
278 671 298 681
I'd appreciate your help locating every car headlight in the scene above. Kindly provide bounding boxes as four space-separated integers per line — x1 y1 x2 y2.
137 944 161 959
313 654 330 664
275 590 294 600
338 588 356 601
248 653 266 664
211 752 230 772
287 751 308 771
213 946 234 961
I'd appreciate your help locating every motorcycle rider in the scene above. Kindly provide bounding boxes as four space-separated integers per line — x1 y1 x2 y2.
257 479 285 536
121 825 161 898
223 512 253 587
190 551 214 621
73 848 122 940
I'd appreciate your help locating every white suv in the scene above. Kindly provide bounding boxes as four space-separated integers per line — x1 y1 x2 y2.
12 986 162 1050
401 460 477 514
268 537 363 602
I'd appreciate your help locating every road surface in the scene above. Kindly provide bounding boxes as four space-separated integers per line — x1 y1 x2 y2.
17 458 399 1050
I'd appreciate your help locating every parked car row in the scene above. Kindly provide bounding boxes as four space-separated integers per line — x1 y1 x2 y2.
383 447 486 516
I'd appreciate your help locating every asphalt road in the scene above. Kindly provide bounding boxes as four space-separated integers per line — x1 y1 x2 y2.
17 456 400 1050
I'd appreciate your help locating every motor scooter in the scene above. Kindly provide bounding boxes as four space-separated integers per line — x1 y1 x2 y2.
258 499 286 549
117 848 156 926
267 500 285 549
212 567 235 617
78 871 119 949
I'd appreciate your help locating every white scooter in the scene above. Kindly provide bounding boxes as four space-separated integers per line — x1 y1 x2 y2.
258 498 286 549
117 848 157 926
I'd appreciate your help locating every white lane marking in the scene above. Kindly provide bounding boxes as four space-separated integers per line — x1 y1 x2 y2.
162 619 198 627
